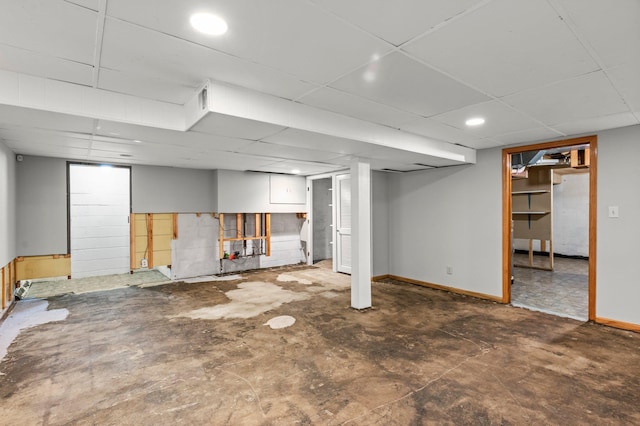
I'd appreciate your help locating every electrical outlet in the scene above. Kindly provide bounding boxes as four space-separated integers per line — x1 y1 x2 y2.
446 266 453 275
141 258 148 268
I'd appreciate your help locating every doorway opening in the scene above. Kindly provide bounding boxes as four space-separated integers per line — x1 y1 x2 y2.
311 177 333 269
68 163 131 278
502 136 597 321
307 171 351 274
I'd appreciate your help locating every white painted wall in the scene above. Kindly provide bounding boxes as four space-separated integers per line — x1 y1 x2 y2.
16 156 67 256
0 141 17 266
216 170 306 213
372 171 389 277
388 148 503 297
596 125 640 325
132 165 217 213
553 172 589 257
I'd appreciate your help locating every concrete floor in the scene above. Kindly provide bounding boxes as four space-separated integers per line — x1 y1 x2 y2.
1 265 639 425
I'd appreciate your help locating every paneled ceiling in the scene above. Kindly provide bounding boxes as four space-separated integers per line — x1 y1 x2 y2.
0 0 638 175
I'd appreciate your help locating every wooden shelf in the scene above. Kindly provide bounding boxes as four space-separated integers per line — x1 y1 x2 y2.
513 211 550 215
512 190 551 194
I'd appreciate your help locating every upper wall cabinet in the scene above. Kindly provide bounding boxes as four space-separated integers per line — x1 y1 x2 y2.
215 170 306 213
270 174 306 204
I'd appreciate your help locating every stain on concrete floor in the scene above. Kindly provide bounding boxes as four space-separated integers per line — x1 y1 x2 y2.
1 265 639 425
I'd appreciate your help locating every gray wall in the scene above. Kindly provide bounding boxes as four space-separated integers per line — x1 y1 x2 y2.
372 171 389 277
16 156 67 256
132 165 216 213
0 141 17 265
596 125 640 324
388 148 503 297
388 125 640 326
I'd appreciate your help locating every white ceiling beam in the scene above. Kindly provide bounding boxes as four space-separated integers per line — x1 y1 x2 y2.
0 69 475 164
201 81 475 164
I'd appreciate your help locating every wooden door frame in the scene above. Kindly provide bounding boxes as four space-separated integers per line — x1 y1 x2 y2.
502 135 597 320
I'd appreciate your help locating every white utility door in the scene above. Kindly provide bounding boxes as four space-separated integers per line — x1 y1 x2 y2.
70 164 131 278
335 173 352 274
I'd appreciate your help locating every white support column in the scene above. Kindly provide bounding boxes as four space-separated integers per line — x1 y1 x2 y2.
351 159 372 309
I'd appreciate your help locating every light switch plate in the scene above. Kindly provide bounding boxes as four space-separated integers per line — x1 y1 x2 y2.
608 206 619 218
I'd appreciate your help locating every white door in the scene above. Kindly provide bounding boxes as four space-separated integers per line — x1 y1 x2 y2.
70 164 131 278
335 173 351 274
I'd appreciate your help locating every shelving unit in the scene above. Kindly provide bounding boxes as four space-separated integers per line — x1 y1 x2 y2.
512 168 553 270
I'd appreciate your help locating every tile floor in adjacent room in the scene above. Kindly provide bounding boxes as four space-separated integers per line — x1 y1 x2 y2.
512 253 589 320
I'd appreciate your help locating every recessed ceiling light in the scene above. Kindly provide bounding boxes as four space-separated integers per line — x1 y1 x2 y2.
291 169 301 174
132 139 142 143
190 12 228 36
465 117 485 126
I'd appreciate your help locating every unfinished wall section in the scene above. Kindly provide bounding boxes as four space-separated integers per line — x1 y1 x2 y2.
259 213 305 269
171 213 220 279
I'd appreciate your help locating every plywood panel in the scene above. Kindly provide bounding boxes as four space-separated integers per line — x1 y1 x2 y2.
131 213 175 269
16 255 71 280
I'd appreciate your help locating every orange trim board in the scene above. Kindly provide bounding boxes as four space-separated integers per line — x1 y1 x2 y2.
378 274 503 303
596 317 640 333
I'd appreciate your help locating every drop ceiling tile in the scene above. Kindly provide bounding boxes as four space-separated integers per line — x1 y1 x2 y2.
311 0 483 46
106 0 392 84
489 127 565 146
100 19 316 101
330 52 489 117
607 62 640 112
98 69 195 104
503 72 630 126
398 117 487 146
65 0 100 10
297 87 417 128
430 101 543 137
403 0 598 97
558 0 640 69
552 112 639 136
0 0 98 64
0 44 93 86
262 128 373 155
191 113 286 141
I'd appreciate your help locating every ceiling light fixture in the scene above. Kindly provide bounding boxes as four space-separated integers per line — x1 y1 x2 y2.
190 12 228 36
291 169 301 174
465 117 485 126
